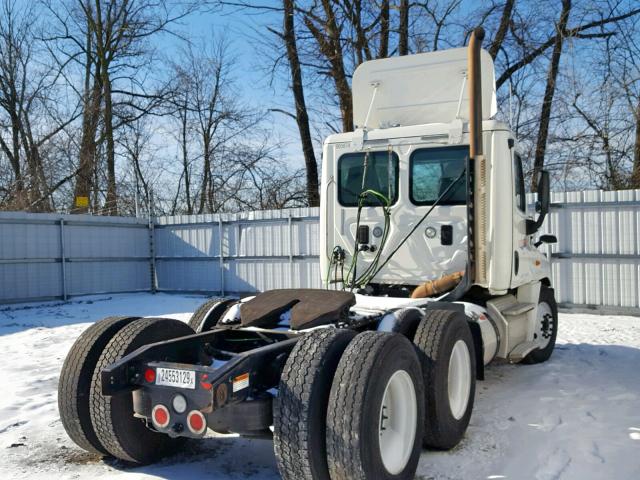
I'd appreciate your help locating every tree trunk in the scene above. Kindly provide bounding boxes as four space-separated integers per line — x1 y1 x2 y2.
488 0 515 59
632 101 640 188
6 111 24 200
199 138 211 214
20 127 41 207
378 0 389 58
92 1 117 215
180 95 192 213
0 137 21 196
20 118 51 211
283 0 319 206
531 0 571 191
72 17 101 214
304 1 353 132
322 0 353 132
399 0 409 55
351 0 371 64
102 73 117 215
73 75 101 213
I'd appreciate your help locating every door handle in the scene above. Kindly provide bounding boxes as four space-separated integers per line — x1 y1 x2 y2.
441 225 453 245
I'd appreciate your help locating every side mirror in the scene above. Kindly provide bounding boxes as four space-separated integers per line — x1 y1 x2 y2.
526 170 551 235
537 170 550 216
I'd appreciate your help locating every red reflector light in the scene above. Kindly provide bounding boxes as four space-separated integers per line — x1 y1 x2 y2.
144 368 156 383
187 410 206 435
152 405 170 429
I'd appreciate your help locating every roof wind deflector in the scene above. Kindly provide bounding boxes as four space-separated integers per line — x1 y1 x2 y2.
351 43 496 129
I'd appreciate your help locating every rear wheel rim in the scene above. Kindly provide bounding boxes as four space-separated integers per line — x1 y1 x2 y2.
448 339 471 420
534 301 554 349
378 370 417 475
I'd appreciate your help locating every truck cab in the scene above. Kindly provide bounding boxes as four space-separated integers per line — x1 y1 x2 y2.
320 47 552 297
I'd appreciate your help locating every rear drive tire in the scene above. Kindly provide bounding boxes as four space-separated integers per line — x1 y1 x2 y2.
58 316 139 455
391 308 424 340
413 309 476 450
326 332 424 480
522 286 558 364
274 328 356 480
89 318 195 464
188 297 236 332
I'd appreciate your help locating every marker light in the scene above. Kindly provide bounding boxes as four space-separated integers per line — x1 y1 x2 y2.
144 368 156 383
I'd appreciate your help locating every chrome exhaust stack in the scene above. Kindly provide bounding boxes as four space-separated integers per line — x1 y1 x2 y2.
468 27 488 286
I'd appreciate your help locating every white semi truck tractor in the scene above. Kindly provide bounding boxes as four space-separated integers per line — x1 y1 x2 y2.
58 28 558 480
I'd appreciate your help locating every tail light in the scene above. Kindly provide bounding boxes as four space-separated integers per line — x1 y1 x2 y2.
187 410 207 435
152 404 170 429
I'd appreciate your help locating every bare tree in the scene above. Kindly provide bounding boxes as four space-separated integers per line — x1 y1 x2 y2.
171 40 258 213
170 78 194 213
45 0 198 214
281 0 319 206
497 4 640 90
531 0 572 191
0 0 79 211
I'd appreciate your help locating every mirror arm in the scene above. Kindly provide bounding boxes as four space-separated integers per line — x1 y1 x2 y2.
526 215 546 235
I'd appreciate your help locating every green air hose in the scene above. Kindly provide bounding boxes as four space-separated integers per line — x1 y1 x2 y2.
344 189 392 290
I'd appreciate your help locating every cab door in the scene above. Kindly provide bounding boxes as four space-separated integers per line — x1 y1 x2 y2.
335 148 399 286
510 150 537 287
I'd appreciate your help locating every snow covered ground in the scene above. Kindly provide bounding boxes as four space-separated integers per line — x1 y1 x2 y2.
0 293 638 479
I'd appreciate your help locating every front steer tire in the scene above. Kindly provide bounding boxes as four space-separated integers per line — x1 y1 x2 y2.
274 328 356 480
326 331 425 480
89 317 195 464
413 309 476 450
522 286 558 364
58 316 140 455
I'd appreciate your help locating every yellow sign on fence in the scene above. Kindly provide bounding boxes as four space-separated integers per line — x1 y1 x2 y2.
75 196 89 208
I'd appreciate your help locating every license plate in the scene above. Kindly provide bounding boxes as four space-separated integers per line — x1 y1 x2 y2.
155 367 196 389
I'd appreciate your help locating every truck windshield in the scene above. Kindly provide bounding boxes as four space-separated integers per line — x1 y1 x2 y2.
410 146 468 205
338 151 399 207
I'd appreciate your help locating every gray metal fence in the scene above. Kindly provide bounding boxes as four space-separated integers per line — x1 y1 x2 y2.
1 190 639 313
154 208 321 294
542 189 640 313
0 212 151 302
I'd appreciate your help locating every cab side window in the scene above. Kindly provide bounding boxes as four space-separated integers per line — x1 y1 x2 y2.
514 153 526 212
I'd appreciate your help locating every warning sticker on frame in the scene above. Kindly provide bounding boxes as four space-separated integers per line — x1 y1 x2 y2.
233 373 250 392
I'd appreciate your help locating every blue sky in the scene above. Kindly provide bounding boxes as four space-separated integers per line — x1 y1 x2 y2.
169 5 287 101
159 4 303 155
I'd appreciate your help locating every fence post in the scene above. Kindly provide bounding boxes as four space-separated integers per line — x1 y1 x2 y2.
288 214 294 288
218 217 225 296
147 189 157 294
59 218 67 301
148 218 156 293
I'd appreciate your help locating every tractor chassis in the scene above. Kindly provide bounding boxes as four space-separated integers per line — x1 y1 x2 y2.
101 327 303 437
